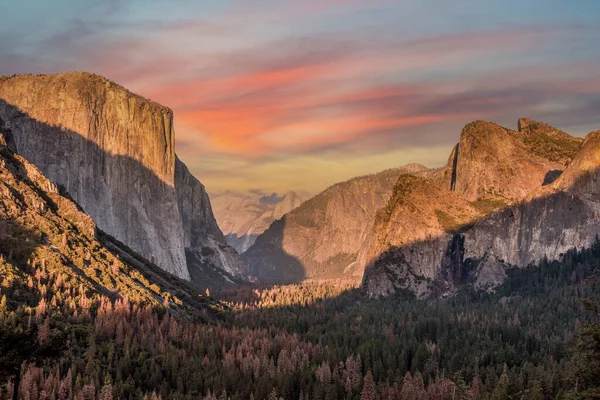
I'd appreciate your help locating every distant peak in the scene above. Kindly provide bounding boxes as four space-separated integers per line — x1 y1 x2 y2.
517 117 579 140
259 193 284 205
459 120 513 142
463 120 511 136
282 190 311 199
400 163 429 172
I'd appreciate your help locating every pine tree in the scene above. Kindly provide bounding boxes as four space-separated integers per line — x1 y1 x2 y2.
491 364 509 400
400 372 416 400
81 383 96 400
0 295 7 314
100 382 113 400
452 372 470 400
360 371 375 400
522 380 544 400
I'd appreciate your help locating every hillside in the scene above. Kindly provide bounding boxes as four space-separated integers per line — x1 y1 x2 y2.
0 128 220 315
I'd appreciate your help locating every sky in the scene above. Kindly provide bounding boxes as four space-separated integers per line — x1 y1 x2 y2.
1 0 600 196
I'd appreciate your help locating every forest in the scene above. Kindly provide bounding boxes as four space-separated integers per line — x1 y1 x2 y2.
1 239 600 399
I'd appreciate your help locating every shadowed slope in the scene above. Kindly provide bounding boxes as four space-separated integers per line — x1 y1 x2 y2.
0 126 220 315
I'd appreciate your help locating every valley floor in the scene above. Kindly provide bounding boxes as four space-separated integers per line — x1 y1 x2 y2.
2 243 600 399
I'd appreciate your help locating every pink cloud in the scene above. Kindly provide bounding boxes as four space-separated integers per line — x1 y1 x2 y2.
3 18 597 161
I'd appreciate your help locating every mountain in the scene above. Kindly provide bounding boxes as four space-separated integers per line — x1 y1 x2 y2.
211 190 312 253
0 127 218 314
242 164 432 283
362 119 597 298
0 72 251 287
440 119 576 202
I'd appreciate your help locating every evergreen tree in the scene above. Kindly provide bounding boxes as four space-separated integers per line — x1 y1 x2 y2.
360 371 375 400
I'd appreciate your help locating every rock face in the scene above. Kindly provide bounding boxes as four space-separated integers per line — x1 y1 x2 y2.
211 190 312 253
175 158 252 285
273 191 312 220
362 119 597 298
0 72 250 285
243 164 432 283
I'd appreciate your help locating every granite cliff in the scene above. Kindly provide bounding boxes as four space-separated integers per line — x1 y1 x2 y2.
362 119 597 298
440 120 576 202
0 72 251 286
211 190 312 253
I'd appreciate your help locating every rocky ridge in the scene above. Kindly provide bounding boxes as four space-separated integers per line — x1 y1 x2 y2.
362 119 597 298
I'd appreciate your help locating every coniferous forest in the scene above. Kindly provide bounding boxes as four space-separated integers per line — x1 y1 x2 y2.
1 237 600 399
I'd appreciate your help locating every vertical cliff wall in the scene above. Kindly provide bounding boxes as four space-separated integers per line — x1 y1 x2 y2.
175 157 252 282
0 72 248 283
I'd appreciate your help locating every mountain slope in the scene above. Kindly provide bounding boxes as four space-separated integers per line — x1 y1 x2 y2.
243 164 432 283
356 175 482 296
211 190 312 253
362 119 595 298
0 128 219 315
0 72 251 287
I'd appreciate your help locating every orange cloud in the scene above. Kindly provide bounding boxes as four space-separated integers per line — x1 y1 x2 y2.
83 25 595 162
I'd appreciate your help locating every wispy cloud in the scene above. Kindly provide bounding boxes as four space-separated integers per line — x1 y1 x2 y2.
1 0 600 193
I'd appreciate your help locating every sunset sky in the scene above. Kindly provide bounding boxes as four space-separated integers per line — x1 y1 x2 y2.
2 0 600 195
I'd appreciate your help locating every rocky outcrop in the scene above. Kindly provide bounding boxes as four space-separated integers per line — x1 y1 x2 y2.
0 72 250 285
517 118 583 166
363 119 596 298
243 164 432 283
553 130 600 192
440 120 573 202
211 190 312 253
